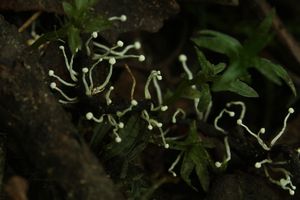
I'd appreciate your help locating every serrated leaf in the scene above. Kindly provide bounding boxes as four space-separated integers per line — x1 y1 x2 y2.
179 121 211 192
213 63 226 75
32 26 68 48
89 122 111 150
68 25 82 54
192 30 242 60
88 0 99 6
186 121 200 143
197 84 212 112
227 79 259 97
213 79 258 97
180 153 197 190
272 65 297 96
62 2 76 18
83 15 111 33
195 48 213 75
168 121 200 150
253 57 282 85
75 0 88 11
243 10 275 55
190 146 210 192
181 87 202 100
254 58 296 96
103 115 141 160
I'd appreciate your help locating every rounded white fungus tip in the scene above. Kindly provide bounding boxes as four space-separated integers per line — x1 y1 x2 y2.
82 67 89 73
131 99 138 106
228 111 235 117
59 46 64 50
280 178 286 185
157 75 163 80
157 122 163 128
288 107 295 114
255 162 261 168
179 54 187 62
109 58 116 65
260 128 266 134
117 40 124 47
50 82 56 89
148 125 153 130
92 32 98 38
110 86 114 90
138 55 145 62
161 106 168 111
48 70 54 76
290 190 295 196
164 144 170 149
237 119 242 125
118 122 124 129
115 137 122 143
215 162 222 168
134 41 141 49
120 15 127 22
86 112 94 120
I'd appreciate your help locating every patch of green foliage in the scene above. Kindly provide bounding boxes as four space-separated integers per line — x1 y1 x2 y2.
192 11 296 97
33 0 111 53
167 11 295 112
165 49 225 112
169 121 215 192
39 2 297 198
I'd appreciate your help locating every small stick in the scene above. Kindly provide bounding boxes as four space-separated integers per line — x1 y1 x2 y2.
124 64 136 100
18 11 42 33
254 0 300 65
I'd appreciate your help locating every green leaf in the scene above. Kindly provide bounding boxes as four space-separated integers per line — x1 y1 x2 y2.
195 48 213 75
254 58 296 96
89 122 111 150
103 115 142 161
180 153 197 190
253 57 281 85
197 84 212 112
83 15 111 33
243 10 275 55
185 121 200 143
62 2 76 18
68 25 82 54
181 87 202 100
212 79 258 97
227 79 259 97
192 30 242 60
190 146 210 192
213 63 226 75
75 0 88 11
88 0 99 6
31 26 69 49
179 121 211 191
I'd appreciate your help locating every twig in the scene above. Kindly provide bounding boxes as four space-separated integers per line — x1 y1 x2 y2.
18 11 42 33
124 64 136 100
254 0 300 66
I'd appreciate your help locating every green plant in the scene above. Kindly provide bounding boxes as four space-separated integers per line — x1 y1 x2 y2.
45 4 298 198
34 0 111 53
168 121 214 192
192 11 296 97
